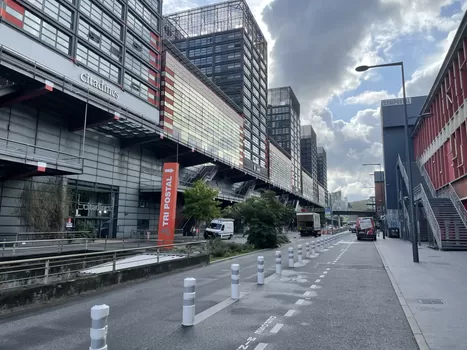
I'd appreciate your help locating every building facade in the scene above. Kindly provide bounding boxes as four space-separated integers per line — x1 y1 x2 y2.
267 86 301 192
381 95 427 225
412 22 467 208
330 191 348 211
317 146 327 203
374 171 385 219
165 0 269 177
268 140 292 192
300 124 318 200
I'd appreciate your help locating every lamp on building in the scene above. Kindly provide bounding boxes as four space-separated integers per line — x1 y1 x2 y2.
357 61 418 262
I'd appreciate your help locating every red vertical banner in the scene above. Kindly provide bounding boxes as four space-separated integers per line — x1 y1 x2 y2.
157 162 179 247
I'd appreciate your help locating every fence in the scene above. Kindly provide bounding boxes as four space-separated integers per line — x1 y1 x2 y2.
0 241 207 291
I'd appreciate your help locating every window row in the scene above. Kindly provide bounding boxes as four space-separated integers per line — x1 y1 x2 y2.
192 56 212 66
189 46 213 57
25 0 73 29
128 0 159 32
127 12 160 51
80 0 121 39
78 19 122 62
125 54 159 89
126 31 160 69
76 43 120 83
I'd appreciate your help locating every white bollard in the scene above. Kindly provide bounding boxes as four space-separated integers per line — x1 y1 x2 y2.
288 247 294 268
305 242 310 258
90 304 109 350
318 238 322 252
182 277 196 327
311 239 316 256
275 251 282 275
231 264 240 300
257 256 264 285
298 245 303 264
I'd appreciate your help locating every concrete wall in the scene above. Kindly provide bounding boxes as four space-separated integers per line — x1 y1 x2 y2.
0 105 162 238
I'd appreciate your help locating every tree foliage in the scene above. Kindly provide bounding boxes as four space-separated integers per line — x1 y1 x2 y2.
225 190 293 249
18 176 68 232
183 180 221 238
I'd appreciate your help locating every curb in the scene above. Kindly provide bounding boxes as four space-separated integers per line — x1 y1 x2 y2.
374 241 430 350
210 248 271 264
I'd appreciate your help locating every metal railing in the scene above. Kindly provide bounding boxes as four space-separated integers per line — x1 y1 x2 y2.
397 155 409 192
414 184 442 249
0 137 83 171
416 159 436 198
438 183 467 230
0 241 207 291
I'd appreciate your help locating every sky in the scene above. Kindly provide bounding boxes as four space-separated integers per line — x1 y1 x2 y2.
163 0 467 201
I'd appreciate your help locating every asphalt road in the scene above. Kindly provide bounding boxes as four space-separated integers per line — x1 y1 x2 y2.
0 232 418 350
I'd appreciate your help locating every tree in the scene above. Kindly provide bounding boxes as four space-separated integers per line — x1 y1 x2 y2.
183 180 221 239
227 190 292 249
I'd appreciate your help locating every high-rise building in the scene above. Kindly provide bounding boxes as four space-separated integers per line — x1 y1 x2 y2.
317 146 328 204
164 0 269 177
300 125 318 199
267 86 301 192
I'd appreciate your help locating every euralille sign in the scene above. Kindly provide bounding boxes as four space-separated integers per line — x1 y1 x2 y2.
80 73 120 99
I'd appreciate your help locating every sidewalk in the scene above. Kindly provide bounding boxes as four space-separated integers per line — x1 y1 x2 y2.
376 238 467 350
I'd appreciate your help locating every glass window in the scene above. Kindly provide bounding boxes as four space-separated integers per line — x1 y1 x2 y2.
126 31 160 69
101 0 124 19
78 19 122 62
128 0 159 31
76 43 120 83
23 11 71 54
127 12 159 50
25 0 73 29
125 54 159 89
124 73 158 106
80 0 122 39
244 150 251 160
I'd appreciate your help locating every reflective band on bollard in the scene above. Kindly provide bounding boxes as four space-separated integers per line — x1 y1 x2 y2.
298 245 303 264
275 251 282 275
311 239 316 256
318 239 322 253
257 256 264 285
182 277 196 327
231 264 240 300
90 304 109 350
305 242 310 258
288 247 294 268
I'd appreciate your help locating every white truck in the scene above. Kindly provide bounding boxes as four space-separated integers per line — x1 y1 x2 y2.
204 218 235 239
297 212 321 237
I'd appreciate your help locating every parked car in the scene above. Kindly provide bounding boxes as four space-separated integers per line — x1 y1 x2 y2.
348 221 357 233
356 217 376 241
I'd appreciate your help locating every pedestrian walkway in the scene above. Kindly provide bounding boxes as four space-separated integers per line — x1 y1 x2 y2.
376 238 467 350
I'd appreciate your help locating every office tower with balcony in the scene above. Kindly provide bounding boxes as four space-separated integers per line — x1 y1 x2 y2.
164 0 269 177
267 86 301 192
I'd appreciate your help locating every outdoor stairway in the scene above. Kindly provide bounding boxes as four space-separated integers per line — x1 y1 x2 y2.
397 155 467 250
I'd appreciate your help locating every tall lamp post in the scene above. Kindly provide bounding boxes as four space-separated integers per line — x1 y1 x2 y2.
363 163 385 239
356 62 419 263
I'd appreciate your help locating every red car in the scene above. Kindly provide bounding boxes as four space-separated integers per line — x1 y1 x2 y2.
356 217 376 241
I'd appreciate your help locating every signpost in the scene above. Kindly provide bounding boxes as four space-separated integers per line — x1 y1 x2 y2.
157 162 179 247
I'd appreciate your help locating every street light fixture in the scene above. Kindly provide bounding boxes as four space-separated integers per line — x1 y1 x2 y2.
356 62 419 263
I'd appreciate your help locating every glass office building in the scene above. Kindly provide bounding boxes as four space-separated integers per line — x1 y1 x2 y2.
164 0 269 177
267 86 301 192
317 146 328 205
300 125 319 200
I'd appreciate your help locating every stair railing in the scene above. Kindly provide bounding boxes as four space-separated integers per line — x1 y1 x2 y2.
415 184 442 250
402 198 410 239
416 159 436 198
439 183 467 230
397 155 410 192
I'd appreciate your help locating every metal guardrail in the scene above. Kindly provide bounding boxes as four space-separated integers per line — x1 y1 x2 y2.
438 183 467 230
0 241 208 291
415 184 442 249
416 159 436 197
397 155 409 192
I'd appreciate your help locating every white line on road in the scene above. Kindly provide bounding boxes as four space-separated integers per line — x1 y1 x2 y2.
315 279 321 283
270 323 284 334
284 310 295 317
194 292 247 325
303 291 311 297
253 343 268 350
296 299 304 305
326 268 330 271
331 262 336 265
319 275 325 278
254 316 276 335
323 271 328 274
310 284 318 289
327 261 331 264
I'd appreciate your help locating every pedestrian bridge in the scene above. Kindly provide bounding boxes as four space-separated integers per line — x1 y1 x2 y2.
331 210 376 217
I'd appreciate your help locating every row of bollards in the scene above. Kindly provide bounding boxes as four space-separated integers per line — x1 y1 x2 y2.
89 233 346 339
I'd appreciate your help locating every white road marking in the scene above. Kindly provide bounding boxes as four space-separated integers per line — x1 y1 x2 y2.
331 262 336 265
303 291 311 297
194 292 247 325
237 337 257 350
319 275 325 278
327 261 331 264
323 271 328 274
253 343 268 350
254 316 276 335
315 279 321 283
270 323 284 334
296 299 305 305
310 284 318 289
264 273 278 284
326 268 331 271
284 310 295 317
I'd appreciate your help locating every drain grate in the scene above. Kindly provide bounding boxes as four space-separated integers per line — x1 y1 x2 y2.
418 299 445 305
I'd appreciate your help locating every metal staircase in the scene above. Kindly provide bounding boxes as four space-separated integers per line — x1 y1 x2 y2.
397 155 467 250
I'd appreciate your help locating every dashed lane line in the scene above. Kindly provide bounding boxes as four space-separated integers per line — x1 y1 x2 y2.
303 291 312 297
253 343 268 350
315 279 321 283
270 323 284 334
319 275 325 278
284 310 295 317
295 299 304 305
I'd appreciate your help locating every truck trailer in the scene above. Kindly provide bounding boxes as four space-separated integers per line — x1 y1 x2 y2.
297 212 321 237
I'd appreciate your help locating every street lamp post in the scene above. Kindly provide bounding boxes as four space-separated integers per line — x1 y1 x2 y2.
356 62 419 263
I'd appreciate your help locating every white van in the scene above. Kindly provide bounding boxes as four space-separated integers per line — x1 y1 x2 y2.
204 218 235 239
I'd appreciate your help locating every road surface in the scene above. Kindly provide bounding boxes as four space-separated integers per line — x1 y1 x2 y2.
0 232 417 350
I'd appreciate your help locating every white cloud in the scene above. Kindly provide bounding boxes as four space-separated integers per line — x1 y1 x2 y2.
345 90 397 105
